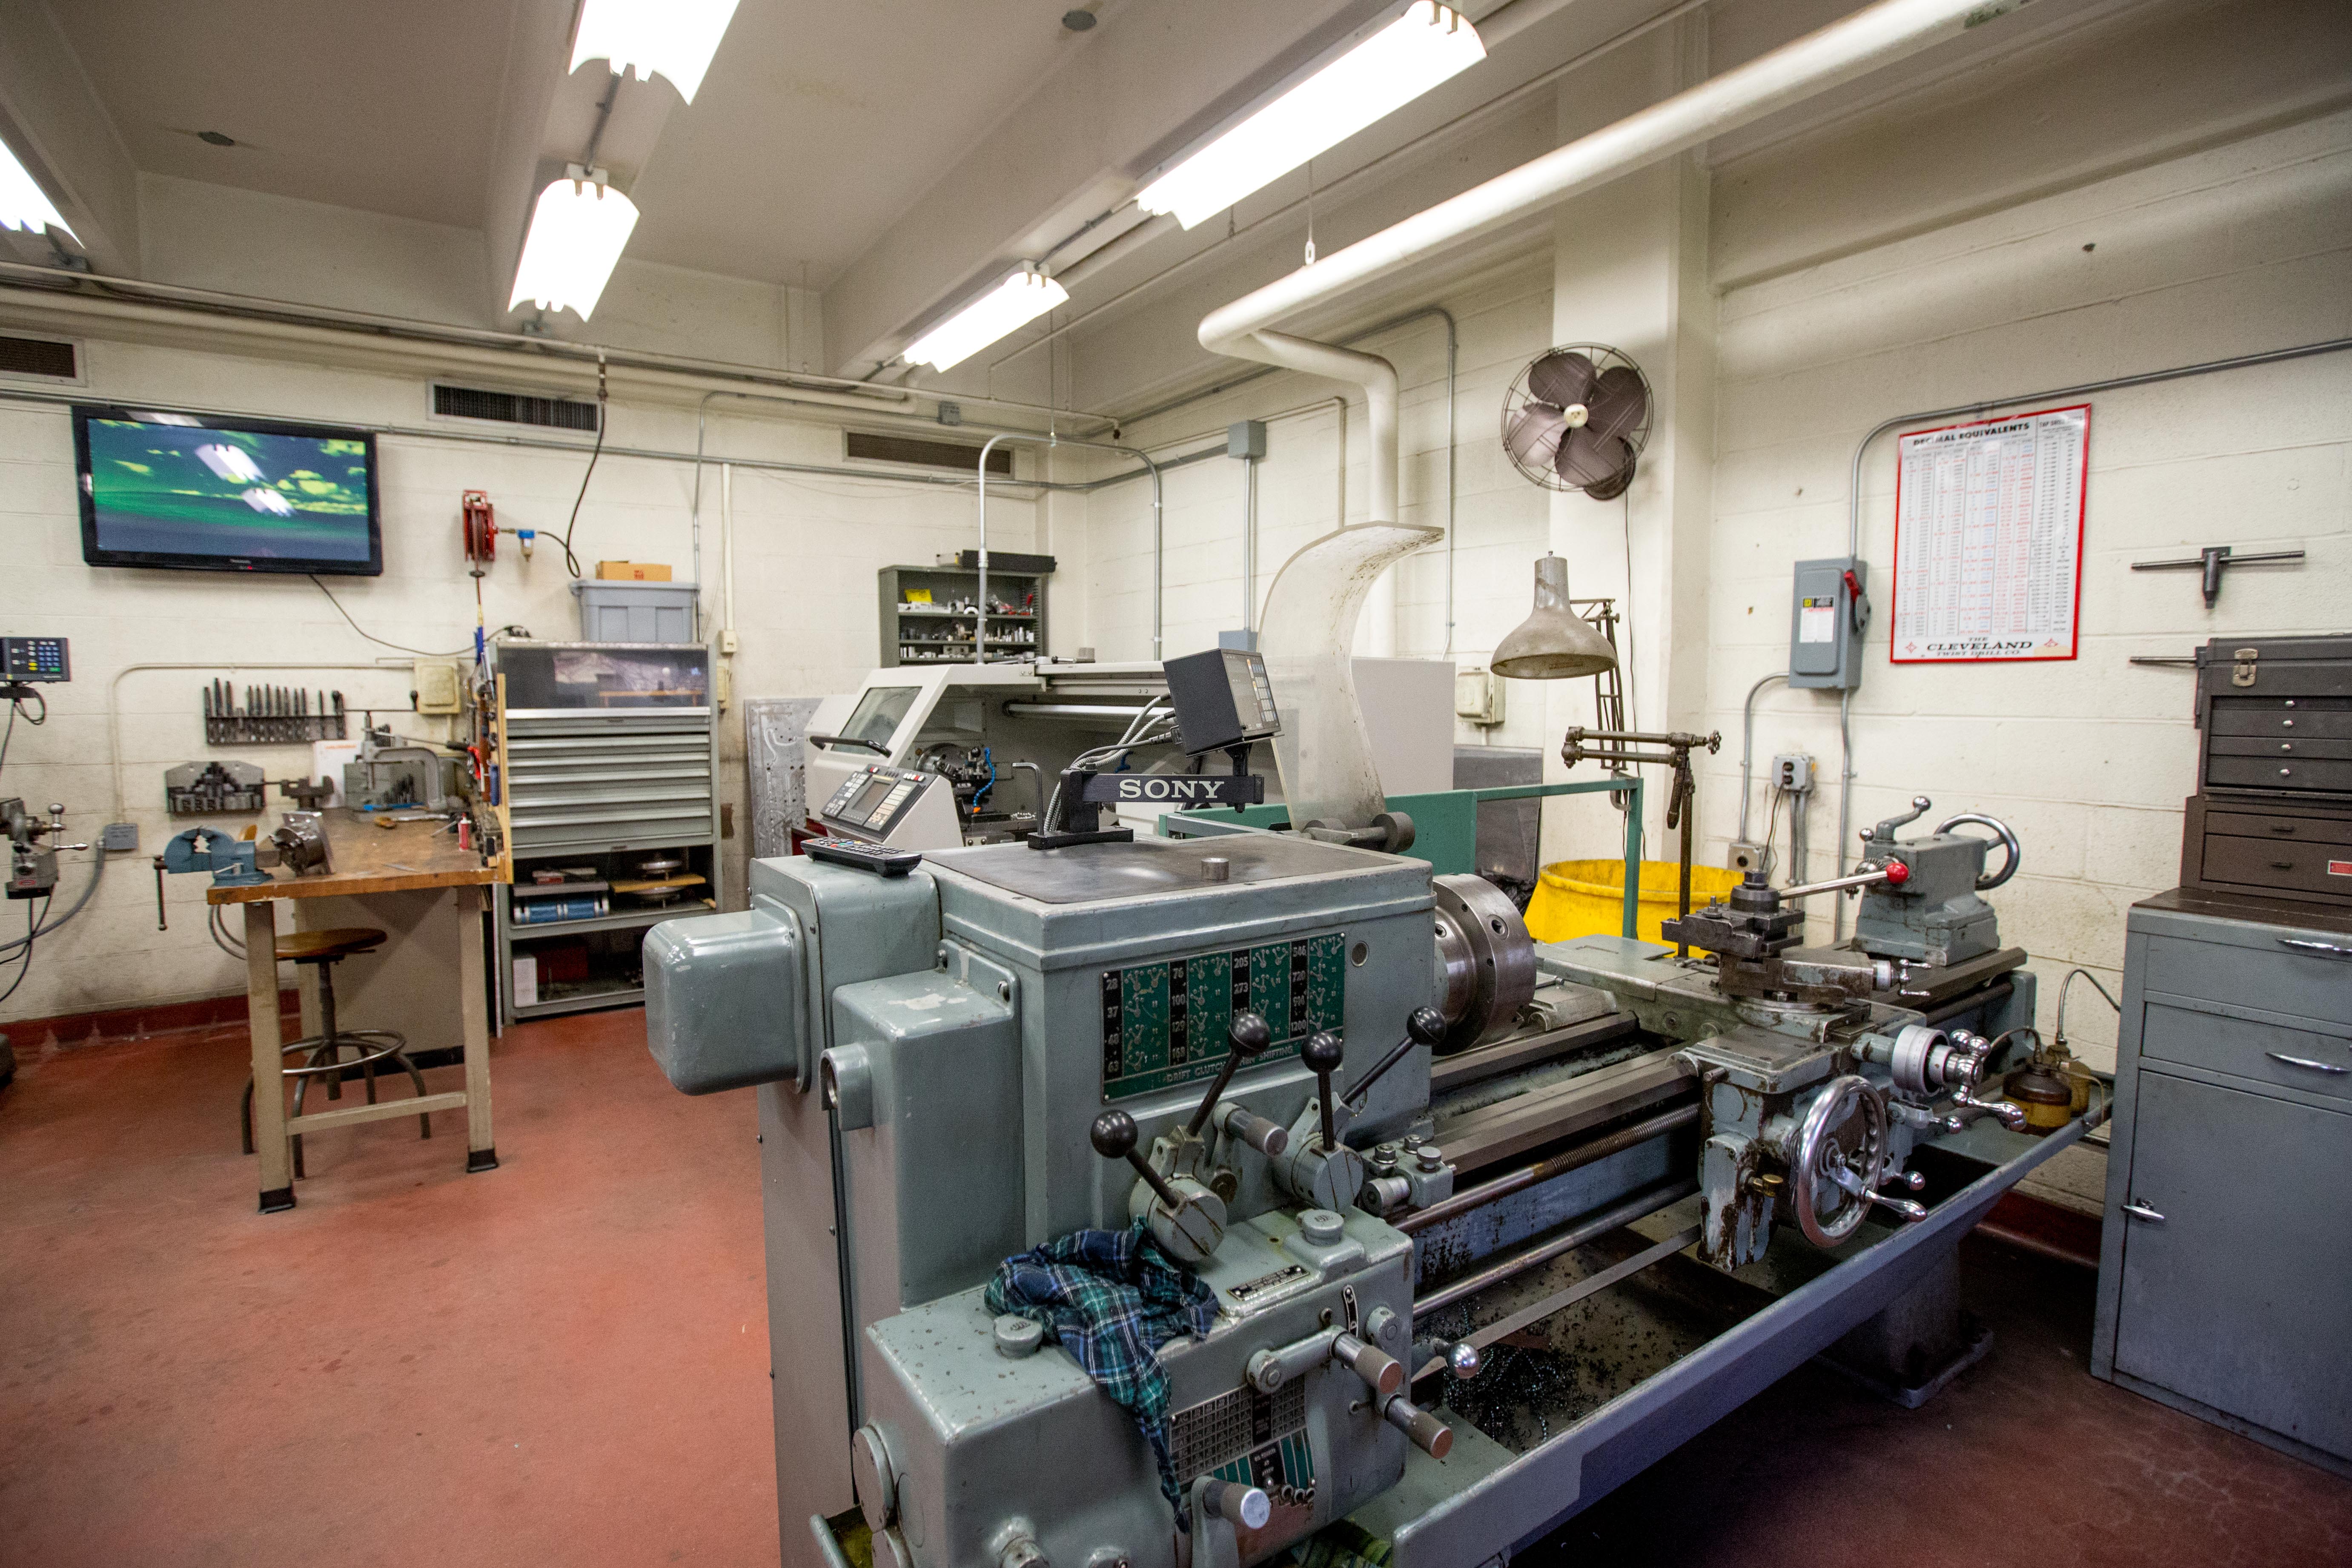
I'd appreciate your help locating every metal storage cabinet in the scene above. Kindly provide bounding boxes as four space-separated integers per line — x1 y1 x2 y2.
2093 888 2352 1476
490 641 722 1023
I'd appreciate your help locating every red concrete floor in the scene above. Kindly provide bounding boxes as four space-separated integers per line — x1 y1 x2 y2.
5 1009 2349 1567
0 1008 774 1568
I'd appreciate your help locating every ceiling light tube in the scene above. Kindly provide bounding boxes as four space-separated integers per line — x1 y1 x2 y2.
1137 2 1484 230
0 136 75 241
570 0 742 103
903 268 1071 372
509 166 640 321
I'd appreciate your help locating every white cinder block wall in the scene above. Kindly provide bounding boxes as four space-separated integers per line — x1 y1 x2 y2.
0 331 1037 1023
1703 110 2352 1068
1076 98 2348 1072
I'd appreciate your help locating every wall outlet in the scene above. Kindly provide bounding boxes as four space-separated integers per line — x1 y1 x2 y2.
101 822 139 852
1772 753 1814 792
1729 840 1767 874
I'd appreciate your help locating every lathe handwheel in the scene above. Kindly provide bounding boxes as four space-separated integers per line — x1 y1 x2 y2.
1789 1074 1891 1248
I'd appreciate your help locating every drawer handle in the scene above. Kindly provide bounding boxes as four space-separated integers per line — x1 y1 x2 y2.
2266 1051 2348 1076
2122 1201 2166 1223
2280 937 2352 959
2271 860 2295 870
2270 824 2295 834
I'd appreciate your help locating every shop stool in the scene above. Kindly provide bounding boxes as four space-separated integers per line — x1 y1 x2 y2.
240 927 431 1178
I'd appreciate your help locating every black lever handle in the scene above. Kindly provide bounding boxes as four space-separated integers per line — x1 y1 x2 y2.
1185 1010 1274 1138
1301 1031 1345 1152
1091 1109 1183 1210
1343 1006 1447 1109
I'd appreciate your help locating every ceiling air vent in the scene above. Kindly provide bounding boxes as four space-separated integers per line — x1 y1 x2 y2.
845 430 1012 476
430 382 600 432
0 334 78 381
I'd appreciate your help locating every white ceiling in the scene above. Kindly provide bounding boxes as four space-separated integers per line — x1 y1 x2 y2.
49 0 1099 284
53 0 520 230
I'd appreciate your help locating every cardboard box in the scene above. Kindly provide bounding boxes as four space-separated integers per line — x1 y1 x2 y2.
595 561 673 581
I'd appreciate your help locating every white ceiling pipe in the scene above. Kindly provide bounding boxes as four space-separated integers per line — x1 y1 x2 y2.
1197 0 2025 519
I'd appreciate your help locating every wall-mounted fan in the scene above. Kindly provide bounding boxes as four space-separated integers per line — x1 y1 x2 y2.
1501 344 1652 500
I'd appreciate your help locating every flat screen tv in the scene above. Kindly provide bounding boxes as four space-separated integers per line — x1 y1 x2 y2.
74 406 383 575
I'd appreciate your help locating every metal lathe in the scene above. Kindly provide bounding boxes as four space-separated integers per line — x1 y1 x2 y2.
643 660 2091 1568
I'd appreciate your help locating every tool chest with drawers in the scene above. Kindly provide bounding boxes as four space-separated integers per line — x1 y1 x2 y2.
2179 634 2352 908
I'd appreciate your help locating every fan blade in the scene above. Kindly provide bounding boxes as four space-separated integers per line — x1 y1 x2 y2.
1505 402 1567 471
1585 450 1637 502
1527 350 1597 410
1556 428 1632 491
1584 365 1649 441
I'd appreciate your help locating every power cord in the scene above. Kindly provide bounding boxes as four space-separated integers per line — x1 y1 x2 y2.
0 685 47 778
0 894 46 1005
310 575 471 658
557 354 610 579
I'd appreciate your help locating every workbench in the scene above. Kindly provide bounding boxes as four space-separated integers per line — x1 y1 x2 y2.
207 811 505 1213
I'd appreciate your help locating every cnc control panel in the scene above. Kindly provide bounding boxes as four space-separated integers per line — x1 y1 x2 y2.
819 764 936 840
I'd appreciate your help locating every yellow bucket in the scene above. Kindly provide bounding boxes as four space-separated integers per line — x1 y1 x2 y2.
1526 858 1744 946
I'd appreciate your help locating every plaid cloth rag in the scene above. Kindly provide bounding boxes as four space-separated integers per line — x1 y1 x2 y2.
985 1219 1218 1513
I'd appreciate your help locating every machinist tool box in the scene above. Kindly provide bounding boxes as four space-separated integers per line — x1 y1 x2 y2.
2181 634 2352 909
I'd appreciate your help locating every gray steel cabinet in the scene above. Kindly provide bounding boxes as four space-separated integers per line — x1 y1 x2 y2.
2094 888 2352 1476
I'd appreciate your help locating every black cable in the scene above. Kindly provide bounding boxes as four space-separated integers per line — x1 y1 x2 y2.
0 894 44 1005
558 357 610 579
0 688 46 780
0 847 106 956
309 575 471 657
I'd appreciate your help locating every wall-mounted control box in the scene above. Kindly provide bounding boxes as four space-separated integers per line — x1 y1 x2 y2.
1789 558 1865 691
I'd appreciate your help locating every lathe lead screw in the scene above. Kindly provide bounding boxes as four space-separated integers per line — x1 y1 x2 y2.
1090 1111 1185 1211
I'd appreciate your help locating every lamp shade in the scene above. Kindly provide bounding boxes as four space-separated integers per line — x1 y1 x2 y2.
1491 554 1617 679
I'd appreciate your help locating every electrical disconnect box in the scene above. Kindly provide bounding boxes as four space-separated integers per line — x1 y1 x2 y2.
1789 557 1865 691
1454 668 1505 727
413 659 464 715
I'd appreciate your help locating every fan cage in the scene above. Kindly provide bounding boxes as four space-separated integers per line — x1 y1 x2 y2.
1499 344 1653 499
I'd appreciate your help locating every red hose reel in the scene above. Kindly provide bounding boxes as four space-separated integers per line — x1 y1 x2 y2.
462 489 496 566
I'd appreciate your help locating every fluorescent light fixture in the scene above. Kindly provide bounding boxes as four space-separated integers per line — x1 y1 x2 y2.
902 269 1071 372
0 135 74 241
570 0 742 103
509 166 640 321
1137 1 1484 229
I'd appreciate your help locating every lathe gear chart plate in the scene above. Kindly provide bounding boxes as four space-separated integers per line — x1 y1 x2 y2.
1100 934 1346 1101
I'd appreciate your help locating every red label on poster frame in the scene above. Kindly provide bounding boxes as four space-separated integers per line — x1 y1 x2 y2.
1889 403 2090 665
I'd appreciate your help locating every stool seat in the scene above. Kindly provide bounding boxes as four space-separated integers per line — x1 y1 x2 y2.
275 927 386 963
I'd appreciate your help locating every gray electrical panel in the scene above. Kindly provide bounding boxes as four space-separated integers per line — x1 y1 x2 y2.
1789 556 1865 690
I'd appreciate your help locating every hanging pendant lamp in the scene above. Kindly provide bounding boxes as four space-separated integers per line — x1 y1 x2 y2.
1491 554 1617 679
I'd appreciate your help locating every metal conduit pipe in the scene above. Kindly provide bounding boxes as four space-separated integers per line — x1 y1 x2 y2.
1198 0 2026 547
976 432 1166 660
0 259 1118 424
1827 333 2352 935
1414 1176 1700 1318
1398 1101 1699 1235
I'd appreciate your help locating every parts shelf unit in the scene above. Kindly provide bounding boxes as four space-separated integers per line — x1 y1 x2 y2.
879 559 1050 667
490 640 722 1024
